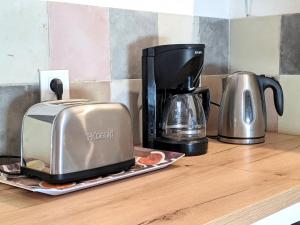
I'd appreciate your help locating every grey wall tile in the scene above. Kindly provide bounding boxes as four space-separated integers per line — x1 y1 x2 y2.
110 9 158 79
195 17 229 74
0 0 49 84
158 13 198 45
0 85 39 156
280 14 300 74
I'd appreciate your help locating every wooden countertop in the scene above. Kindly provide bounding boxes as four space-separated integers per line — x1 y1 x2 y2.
1 133 300 225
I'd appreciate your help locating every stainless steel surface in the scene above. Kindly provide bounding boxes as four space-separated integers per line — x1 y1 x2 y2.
218 72 265 141
218 136 265 144
21 100 134 175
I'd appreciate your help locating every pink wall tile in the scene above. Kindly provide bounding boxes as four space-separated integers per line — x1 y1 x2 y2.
48 2 110 81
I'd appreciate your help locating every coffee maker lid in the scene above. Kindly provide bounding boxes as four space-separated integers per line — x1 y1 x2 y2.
143 44 205 90
143 44 205 57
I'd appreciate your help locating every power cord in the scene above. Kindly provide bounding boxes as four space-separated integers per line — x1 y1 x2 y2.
199 95 220 107
210 101 220 107
207 135 218 139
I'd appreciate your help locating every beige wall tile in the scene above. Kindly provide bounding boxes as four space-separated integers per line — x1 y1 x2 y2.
278 75 300 135
230 16 281 75
202 75 224 135
0 0 49 84
158 13 198 44
265 88 278 132
110 79 142 145
70 81 110 102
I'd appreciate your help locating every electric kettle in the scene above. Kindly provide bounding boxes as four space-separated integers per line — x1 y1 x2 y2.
218 71 284 144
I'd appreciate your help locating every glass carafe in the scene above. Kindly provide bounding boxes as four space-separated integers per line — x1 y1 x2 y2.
162 93 207 141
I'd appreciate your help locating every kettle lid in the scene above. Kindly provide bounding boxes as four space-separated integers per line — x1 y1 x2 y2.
231 71 257 76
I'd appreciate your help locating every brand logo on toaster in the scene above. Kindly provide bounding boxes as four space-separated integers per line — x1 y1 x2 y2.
86 129 114 142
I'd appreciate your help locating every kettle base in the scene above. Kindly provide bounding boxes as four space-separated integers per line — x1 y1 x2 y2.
218 136 265 145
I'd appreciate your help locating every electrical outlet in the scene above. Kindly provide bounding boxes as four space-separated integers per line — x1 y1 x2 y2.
39 70 70 102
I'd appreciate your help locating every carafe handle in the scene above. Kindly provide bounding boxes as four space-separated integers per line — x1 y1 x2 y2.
258 75 284 116
194 87 211 120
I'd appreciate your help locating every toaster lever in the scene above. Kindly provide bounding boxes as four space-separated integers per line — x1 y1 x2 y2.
50 78 64 100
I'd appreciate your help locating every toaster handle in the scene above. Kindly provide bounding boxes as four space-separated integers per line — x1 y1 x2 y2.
258 76 284 116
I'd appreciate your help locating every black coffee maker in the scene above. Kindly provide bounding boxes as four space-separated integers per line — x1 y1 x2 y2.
142 44 210 156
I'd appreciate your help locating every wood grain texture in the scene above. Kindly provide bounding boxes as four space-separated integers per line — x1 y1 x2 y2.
0 133 300 225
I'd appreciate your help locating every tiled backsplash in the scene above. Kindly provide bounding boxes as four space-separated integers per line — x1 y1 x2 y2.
229 14 300 136
0 1 229 155
1 0 300 155
158 15 229 74
48 2 111 81
198 18 229 74
110 79 142 144
230 16 281 75
110 9 159 79
279 75 300 135
0 1 48 84
0 85 39 156
280 14 300 74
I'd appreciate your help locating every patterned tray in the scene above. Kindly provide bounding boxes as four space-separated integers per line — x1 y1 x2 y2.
0 147 184 195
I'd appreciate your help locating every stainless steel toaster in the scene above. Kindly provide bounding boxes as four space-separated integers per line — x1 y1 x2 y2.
21 100 135 183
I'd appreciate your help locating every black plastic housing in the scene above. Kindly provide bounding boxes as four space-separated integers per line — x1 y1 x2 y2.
142 44 208 156
21 159 135 184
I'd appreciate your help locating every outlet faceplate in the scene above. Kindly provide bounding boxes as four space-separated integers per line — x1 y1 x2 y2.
39 70 70 102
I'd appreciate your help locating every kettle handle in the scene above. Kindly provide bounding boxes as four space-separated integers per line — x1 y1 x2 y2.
194 87 211 120
258 75 284 116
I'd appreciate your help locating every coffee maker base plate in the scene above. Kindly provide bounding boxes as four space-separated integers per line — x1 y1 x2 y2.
218 136 265 145
154 137 208 156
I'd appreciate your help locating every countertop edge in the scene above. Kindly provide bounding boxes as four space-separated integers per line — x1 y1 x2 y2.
206 185 300 225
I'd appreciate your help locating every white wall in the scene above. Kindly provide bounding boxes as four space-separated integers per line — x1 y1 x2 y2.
45 0 230 18
194 0 230 18
43 0 300 19
230 0 300 18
